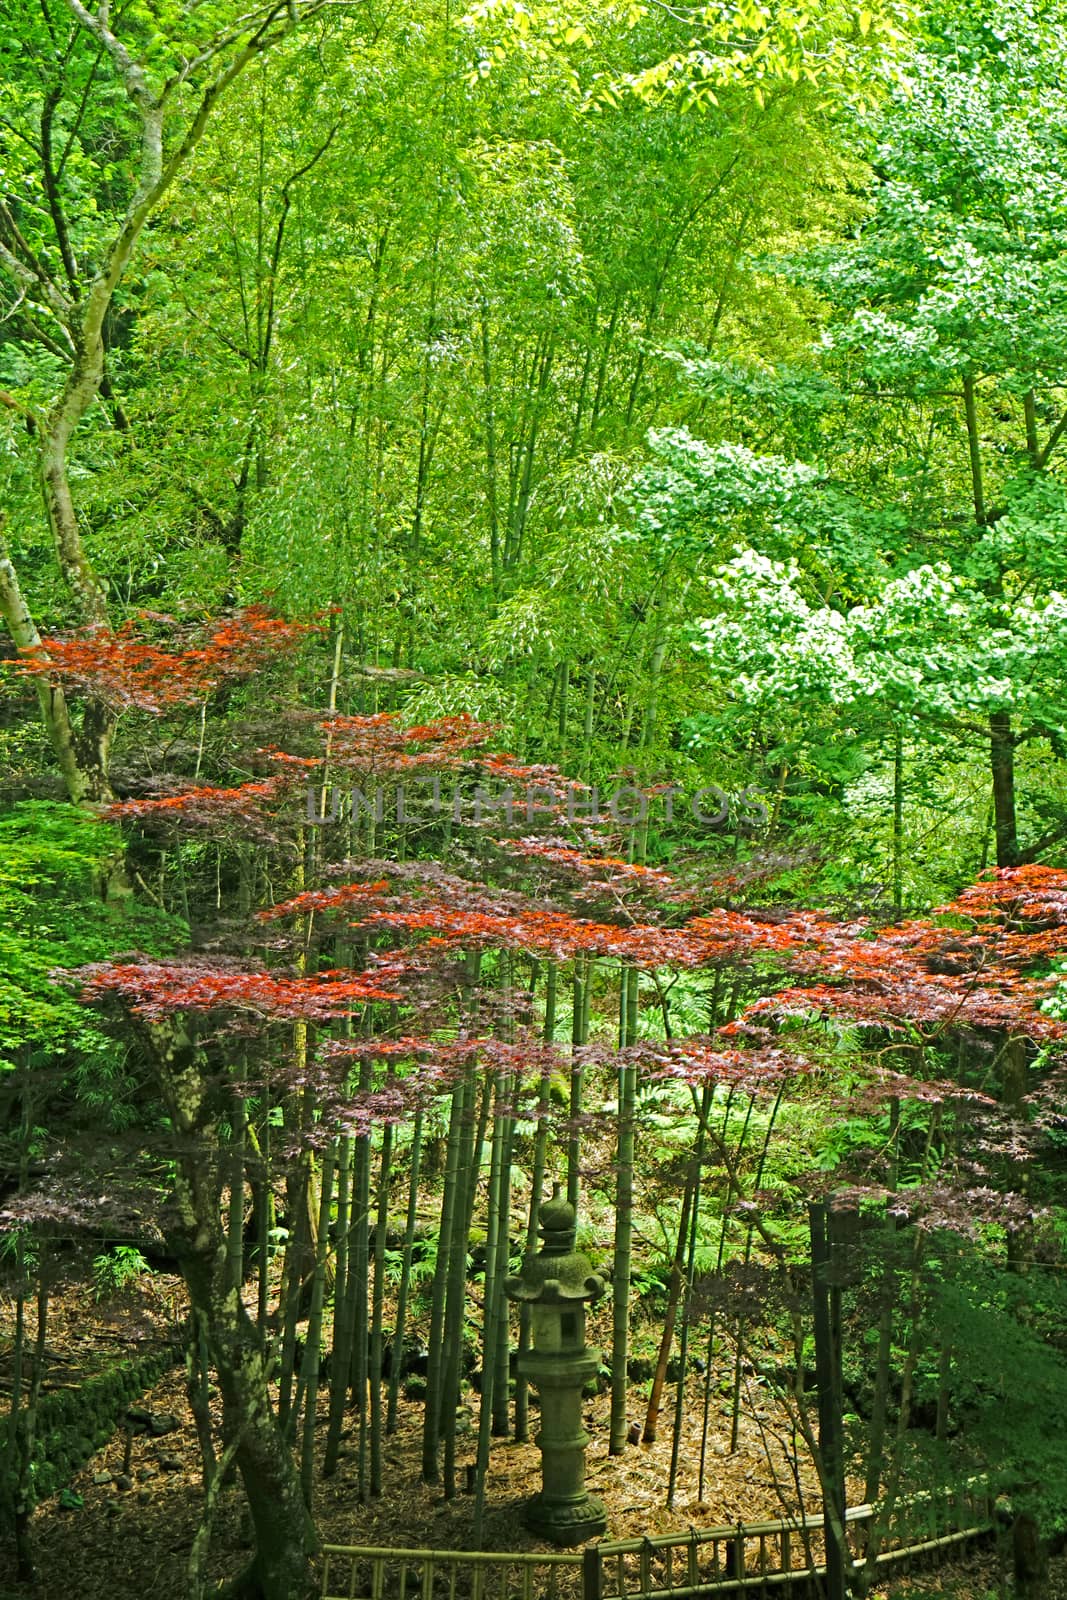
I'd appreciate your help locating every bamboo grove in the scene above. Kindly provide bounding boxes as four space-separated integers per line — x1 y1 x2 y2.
4 611 1067 1592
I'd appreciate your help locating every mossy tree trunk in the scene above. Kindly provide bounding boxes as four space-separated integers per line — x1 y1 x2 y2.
152 1022 317 1600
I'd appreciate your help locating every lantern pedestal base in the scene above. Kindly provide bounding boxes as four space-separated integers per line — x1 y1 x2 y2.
522 1492 607 1546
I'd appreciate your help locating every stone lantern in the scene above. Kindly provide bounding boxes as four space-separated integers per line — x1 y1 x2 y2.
505 1189 608 1545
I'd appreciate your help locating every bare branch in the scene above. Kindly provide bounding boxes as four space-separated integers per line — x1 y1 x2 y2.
169 2 296 90
179 297 255 362
59 43 107 178
0 116 44 160
261 122 340 368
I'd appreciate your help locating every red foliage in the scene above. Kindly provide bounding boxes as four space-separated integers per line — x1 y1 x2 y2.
259 857 1067 1045
627 1037 807 1091
111 712 581 828
77 647 1067 1075
735 869 1067 1041
259 879 393 921
346 896 830 970
78 960 401 1020
496 837 678 891
105 779 284 824
320 712 498 775
476 753 580 790
360 901 696 963
14 608 314 713
945 863 1067 924
837 1066 995 1112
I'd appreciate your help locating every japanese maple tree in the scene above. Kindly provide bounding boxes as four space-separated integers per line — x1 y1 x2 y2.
8 611 1067 1591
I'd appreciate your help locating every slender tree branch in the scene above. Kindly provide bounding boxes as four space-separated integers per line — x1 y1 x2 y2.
179 297 256 363
2 0 342 790
0 389 43 429
172 3 300 88
0 206 73 319
1036 406 1067 472
962 373 986 525
1018 822 1067 865
1023 390 1040 465
40 86 81 291
40 0 331 619
16 311 76 362
58 44 107 177
0 117 44 159
262 122 340 371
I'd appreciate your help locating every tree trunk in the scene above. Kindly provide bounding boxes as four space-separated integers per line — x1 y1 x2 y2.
990 711 1019 867
0 539 112 804
157 1029 316 1600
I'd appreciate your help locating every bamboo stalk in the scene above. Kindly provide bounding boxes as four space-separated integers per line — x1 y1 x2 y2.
226 1093 247 1293
490 1102 513 1439
422 1078 467 1484
370 1117 395 1495
388 1107 425 1435
516 1052 552 1442
353 1103 372 1501
666 1082 715 1504
442 1071 486 1499
300 1143 336 1505
730 1081 788 1452
277 1168 311 1434
473 1070 509 1543
610 967 638 1455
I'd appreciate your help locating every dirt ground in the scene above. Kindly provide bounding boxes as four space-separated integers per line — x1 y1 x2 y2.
0 1275 1010 1600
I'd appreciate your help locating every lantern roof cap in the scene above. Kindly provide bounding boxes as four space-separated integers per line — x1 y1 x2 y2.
505 1188 607 1305
540 1194 576 1239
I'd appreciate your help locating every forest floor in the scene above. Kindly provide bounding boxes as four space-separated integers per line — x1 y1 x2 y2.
0 1274 1020 1600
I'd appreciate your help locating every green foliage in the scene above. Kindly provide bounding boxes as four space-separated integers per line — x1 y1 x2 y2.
615 0 1067 899
931 1259 1067 1531
92 1245 152 1300
0 804 182 1147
